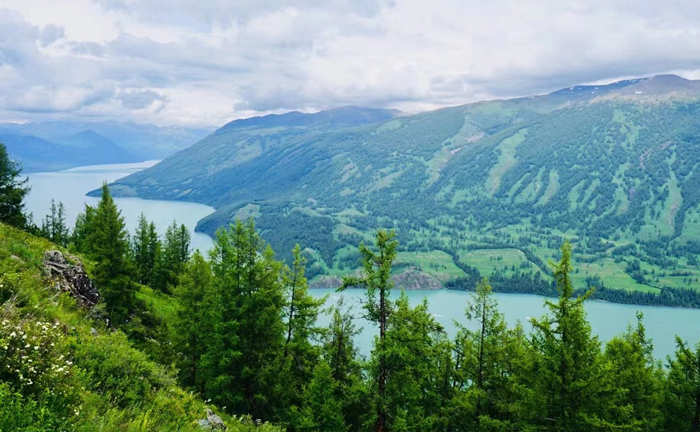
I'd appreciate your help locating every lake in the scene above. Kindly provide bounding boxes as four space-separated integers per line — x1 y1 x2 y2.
25 161 215 252
25 162 700 360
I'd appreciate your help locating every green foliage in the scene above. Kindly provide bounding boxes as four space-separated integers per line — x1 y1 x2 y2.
40 199 69 247
200 219 285 420
90 183 137 323
0 141 30 229
664 338 700 432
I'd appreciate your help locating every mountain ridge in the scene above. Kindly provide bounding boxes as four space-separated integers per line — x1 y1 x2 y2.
105 74 700 294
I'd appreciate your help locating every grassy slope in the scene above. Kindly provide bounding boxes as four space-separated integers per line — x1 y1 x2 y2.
0 222 281 432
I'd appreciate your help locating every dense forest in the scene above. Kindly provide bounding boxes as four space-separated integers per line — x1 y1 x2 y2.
3 142 700 431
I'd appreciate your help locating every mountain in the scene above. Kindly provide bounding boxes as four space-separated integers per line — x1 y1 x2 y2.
105 76 700 295
0 121 212 172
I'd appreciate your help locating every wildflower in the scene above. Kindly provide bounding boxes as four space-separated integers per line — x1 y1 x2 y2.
9 332 15 338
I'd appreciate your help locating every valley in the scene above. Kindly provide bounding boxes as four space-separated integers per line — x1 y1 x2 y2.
103 76 700 304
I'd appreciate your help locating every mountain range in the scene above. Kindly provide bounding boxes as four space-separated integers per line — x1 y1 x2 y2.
1 121 211 172
103 75 700 294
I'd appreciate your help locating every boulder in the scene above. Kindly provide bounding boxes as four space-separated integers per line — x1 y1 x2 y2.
43 251 100 308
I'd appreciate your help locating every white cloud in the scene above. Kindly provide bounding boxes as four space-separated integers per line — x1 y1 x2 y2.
0 0 699 126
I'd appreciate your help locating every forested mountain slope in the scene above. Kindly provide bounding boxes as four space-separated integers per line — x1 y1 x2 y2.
107 75 700 295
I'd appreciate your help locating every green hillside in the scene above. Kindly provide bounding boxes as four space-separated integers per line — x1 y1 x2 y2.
0 222 281 431
107 75 700 298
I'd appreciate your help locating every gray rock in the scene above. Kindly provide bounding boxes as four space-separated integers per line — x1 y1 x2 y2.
43 251 100 308
206 409 227 430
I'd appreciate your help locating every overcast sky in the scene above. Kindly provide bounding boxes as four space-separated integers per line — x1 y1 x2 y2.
1 0 700 127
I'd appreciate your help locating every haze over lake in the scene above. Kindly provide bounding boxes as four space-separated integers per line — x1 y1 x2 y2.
25 162 700 359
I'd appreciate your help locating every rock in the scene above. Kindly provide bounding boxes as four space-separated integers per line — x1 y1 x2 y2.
90 328 98 336
43 251 100 308
391 269 443 290
197 419 211 430
206 409 227 430
309 275 343 289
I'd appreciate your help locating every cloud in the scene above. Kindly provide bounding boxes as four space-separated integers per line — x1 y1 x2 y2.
1 0 700 126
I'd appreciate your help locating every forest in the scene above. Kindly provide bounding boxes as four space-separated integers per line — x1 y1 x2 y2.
3 142 700 431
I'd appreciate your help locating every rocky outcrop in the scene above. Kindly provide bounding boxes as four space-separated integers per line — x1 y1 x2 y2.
309 269 443 290
197 409 227 430
392 269 443 290
43 251 99 308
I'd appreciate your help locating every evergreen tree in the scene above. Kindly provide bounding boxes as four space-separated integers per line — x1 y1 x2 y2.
664 338 700 432
41 200 69 247
173 250 212 392
132 214 161 286
339 229 397 432
72 204 96 254
322 298 366 432
201 219 285 421
380 293 448 431
153 221 191 293
298 361 348 432
604 312 663 431
274 245 326 427
0 142 30 228
90 183 136 323
450 279 522 430
529 242 604 430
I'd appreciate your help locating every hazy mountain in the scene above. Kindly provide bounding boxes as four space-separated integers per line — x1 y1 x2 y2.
105 76 700 293
0 121 212 172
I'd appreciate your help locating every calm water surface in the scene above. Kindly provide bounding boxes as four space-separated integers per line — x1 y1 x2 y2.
25 162 700 360
311 287 700 360
25 161 215 252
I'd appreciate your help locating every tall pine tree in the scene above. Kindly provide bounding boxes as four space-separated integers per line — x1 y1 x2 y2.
0 142 29 228
340 230 397 432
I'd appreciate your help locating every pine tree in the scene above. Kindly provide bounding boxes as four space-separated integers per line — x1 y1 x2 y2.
0 142 30 228
41 200 69 246
450 279 521 430
72 204 96 254
90 183 136 323
275 244 326 427
339 229 397 432
604 312 663 430
173 250 212 392
380 293 449 431
664 338 700 432
132 214 161 286
322 297 366 432
153 221 191 293
201 219 285 421
529 241 603 430
298 361 348 432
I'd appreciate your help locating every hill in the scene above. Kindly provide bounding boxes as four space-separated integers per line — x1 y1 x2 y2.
0 222 281 431
105 75 700 297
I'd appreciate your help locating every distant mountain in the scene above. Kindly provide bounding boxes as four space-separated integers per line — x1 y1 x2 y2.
106 76 700 296
0 121 212 172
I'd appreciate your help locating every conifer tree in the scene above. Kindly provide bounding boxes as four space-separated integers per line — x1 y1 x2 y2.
450 279 522 430
201 219 285 421
529 242 603 430
153 221 191 293
339 229 397 432
604 312 663 430
41 200 67 245
274 244 326 426
664 338 700 432
90 183 136 323
298 361 349 432
380 293 448 431
322 298 366 432
173 250 212 392
72 204 96 254
0 142 30 228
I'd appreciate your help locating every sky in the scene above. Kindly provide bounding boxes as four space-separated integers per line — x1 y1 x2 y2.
1 0 700 127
